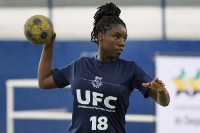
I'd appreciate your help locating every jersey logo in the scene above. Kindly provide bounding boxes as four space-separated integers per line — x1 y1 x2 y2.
79 76 119 88
92 76 103 88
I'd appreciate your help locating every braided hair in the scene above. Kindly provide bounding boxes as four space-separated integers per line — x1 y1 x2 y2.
91 2 126 44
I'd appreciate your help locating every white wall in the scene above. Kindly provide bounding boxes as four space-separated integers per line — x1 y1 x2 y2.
0 6 200 41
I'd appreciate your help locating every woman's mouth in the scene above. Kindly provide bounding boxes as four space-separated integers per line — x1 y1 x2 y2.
116 49 123 53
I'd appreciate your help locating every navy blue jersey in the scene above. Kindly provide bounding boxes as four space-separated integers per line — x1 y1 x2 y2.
53 56 152 133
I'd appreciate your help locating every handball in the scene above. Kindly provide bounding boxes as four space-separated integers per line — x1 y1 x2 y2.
24 15 54 44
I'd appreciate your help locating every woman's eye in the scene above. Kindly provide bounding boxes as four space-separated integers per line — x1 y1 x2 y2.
114 36 118 39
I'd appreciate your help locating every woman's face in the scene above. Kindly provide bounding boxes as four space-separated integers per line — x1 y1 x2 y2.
98 24 127 61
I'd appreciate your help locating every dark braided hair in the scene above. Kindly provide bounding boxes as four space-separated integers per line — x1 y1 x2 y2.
91 2 126 44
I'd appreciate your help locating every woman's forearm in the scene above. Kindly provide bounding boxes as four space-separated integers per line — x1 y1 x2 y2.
38 33 56 89
157 89 170 106
38 44 54 84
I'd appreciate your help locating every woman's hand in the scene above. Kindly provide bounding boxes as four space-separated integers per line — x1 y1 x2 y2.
142 77 166 91
45 31 56 45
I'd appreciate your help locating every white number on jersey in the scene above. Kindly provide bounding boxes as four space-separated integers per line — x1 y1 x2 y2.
90 116 108 130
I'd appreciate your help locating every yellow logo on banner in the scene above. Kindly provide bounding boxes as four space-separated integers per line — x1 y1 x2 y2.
173 69 200 96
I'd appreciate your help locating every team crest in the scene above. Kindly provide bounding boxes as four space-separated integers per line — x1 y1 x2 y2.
79 76 119 88
91 76 103 88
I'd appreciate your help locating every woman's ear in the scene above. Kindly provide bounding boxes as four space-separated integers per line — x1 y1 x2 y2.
98 33 104 41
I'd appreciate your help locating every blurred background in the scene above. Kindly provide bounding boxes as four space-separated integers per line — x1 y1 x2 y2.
1 0 200 133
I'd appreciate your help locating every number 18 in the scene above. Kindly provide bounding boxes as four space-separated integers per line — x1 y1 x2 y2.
90 116 108 130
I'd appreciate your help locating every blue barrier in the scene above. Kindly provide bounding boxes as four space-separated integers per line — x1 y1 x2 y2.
1 40 200 133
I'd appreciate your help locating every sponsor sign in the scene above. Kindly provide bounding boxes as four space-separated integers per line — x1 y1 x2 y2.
155 55 200 133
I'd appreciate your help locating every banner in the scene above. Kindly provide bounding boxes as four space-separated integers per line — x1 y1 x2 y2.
155 55 200 133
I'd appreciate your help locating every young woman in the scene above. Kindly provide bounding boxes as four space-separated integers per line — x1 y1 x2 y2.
38 2 170 133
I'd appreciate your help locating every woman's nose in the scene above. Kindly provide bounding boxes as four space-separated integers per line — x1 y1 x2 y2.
119 38 126 46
